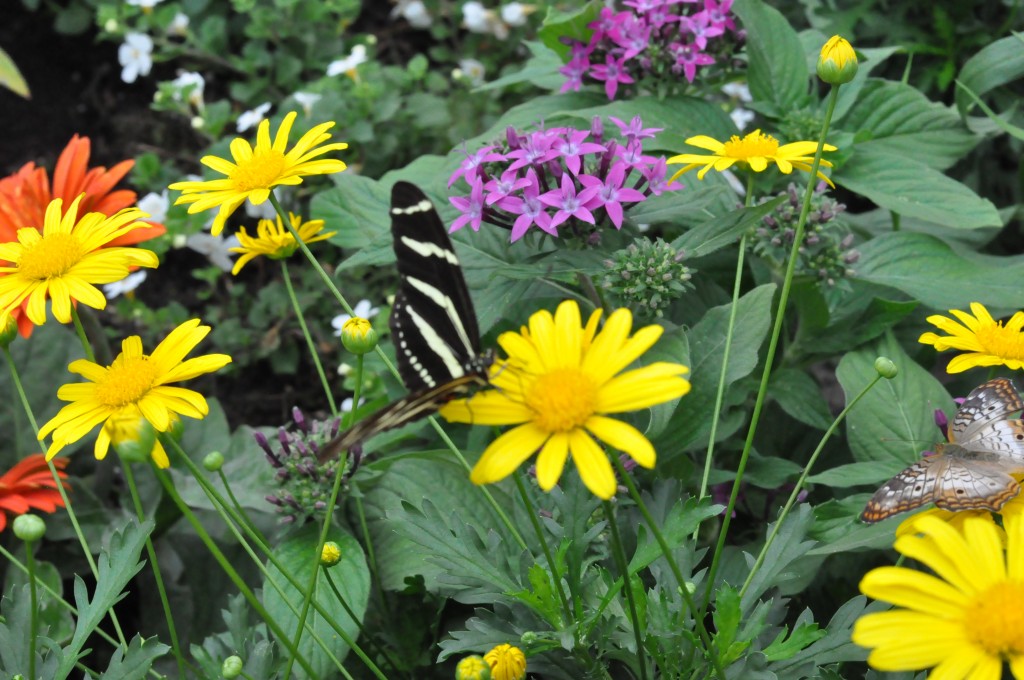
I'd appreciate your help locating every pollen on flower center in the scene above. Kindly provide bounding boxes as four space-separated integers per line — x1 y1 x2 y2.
723 131 779 159
976 323 1024 360
526 368 598 432
963 581 1024 656
94 356 161 408
17 232 86 280
233 150 288 191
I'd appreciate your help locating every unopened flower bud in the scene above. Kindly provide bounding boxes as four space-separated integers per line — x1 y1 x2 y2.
340 317 378 355
320 541 342 567
222 655 244 678
874 356 898 379
13 515 46 543
0 315 18 348
203 451 225 471
817 35 858 85
455 655 491 680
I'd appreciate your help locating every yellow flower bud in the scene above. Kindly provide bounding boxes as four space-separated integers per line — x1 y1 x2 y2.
455 655 491 680
340 317 378 355
0 314 19 348
484 644 526 680
320 541 342 567
817 35 858 85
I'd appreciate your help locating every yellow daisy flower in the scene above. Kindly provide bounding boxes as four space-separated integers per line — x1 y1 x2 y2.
169 111 348 236
38 319 233 465
853 514 1024 678
0 195 158 325
666 129 836 186
440 299 691 500
919 302 1024 373
484 644 526 680
229 212 336 275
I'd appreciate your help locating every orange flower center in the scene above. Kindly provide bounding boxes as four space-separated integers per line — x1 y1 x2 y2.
974 322 1024 361
525 368 597 432
94 355 160 408
17 231 86 280
232 148 288 192
963 581 1024 657
722 131 780 160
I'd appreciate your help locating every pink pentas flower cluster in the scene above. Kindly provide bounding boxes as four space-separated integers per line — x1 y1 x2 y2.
561 0 739 100
448 116 682 242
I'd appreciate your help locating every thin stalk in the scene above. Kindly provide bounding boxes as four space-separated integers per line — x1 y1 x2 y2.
512 471 571 625
602 500 648 680
26 538 37 680
281 258 338 416
69 306 96 362
216 468 264 542
324 569 405 675
701 86 841 616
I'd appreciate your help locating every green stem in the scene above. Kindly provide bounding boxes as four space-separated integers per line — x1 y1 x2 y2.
740 373 883 598
602 500 648 680
610 456 725 680
69 306 97 363
154 439 320 679
216 468 264 542
324 568 404 675
123 463 188 677
347 354 364 429
281 258 338 416
512 471 571 626
26 537 37 680
701 85 842 616
353 490 387 612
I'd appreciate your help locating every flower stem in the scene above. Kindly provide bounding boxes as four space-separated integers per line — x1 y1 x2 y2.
602 500 648 680
122 462 189 677
70 306 97 363
26 537 37 680
739 373 883 598
513 471 572 626
701 84 842 616
281 258 338 416
216 468 264 542
323 568 404 675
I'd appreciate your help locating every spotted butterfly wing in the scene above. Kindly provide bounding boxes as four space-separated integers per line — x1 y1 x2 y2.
317 182 493 462
860 378 1024 523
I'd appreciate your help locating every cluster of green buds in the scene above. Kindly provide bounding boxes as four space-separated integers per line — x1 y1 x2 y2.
600 237 694 318
257 407 346 523
752 183 857 287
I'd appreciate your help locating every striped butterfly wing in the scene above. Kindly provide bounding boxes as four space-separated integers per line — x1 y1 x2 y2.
317 182 490 462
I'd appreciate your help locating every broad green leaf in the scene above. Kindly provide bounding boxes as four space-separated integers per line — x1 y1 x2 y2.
101 635 171 680
768 368 832 431
808 461 904 488
831 46 901 121
0 583 40 676
854 232 1024 310
670 196 786 258
475 41 564 93
0 45 29 98
836 333 950 467
466 92 610 148
733 0 809 113
626 178 736 229
263 525 368 677
955 78 1024 141
5 560 74 642
537 2 600 60
794 296 919 357
841 79 977 170
955 33 1024 127
837 148 1000 230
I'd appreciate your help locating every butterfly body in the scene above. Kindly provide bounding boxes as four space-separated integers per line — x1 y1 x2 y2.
317 182 492 463
860 378 1024 523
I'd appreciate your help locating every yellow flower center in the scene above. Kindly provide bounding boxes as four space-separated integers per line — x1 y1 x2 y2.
94 356 160 408
233 148 288 191
963 581 1024 657
17 232 86 280
975 322 1024 361
722 131 780 160
526 368 598 432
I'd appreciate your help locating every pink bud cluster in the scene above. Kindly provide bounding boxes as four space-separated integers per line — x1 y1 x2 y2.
560 0 739 100
448 116 682 242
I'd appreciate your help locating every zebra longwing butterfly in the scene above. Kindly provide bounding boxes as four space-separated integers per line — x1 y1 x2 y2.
317 182 494 462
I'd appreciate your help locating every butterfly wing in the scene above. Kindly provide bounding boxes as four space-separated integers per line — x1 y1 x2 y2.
950 377 1023 443
861 456 947 523
958 419 1024 464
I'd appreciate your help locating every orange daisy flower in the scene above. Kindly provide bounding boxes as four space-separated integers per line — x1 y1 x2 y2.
0 454 69 533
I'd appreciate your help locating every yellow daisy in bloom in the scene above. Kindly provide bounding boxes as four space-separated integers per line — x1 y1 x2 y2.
666 130 836 187
919 302 1024 373
229 211 336 275
484 644 526 680
169 111 348 236
38 319 232 465
0 195 158 325
852 514 1024 678
440 300 691 500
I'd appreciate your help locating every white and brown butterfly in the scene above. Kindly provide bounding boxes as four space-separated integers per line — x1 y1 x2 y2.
860 377 1024 523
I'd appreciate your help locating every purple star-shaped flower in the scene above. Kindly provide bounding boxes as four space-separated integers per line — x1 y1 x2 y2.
614 140 657 168
589 7 632 41
704 0 736 32
502 169 557 241
680 10 725 50
483 169 531 206
560 54 590 93
539 173 599 228
578 163 646 229
611 21 652 60
642 156 684 195
449 177 486 233
609 115 664 144
589 54 635 100
448 145 505 187
552 130 605 175
507 132 558 172
671 42 715 83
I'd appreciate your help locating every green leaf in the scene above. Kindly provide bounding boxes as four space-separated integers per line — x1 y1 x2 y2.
474 41 564 93
836 333 949 467
5 560 74 642
837 148 1000 230
831 46 901 121
741 505 819 611
0 45 29 98
625 179 737 230
712 585 747 665
769 597 872 673
101 635 171 679
841 79 978 170
733 0 809 112
955 33 1024 130
262 525 369 677
768 368 832 430
808 461 904 488
671 196 786 259
854 232 1024 310
762 623 826 661
537 2 600 60
628 497 722 574
465 92 610 148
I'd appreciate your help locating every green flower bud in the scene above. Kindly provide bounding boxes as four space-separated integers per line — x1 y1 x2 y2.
455 655 491 680
221 655 244 678
874 356 898 379
320 541 341 567
340 317 378 355
817 35 858 85
0 315 18 348
203 451 225 472
13 514 46 543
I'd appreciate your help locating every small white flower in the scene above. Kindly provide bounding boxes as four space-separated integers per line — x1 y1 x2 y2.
399 0 432 28
721 82 752 102
237 102 271 132
126 0 163 8
327 45 368 78
337 362 353 377
293 91 322 117
191 115 205 129
457 58 486 86
341 396 365 413
172 233 188 248
186 232 240 271
462 1 490 32
168 12 190 36
103 271 148 299
171 71 204 107
729 107 756 131
500 2 534 26
332 299 380 336
104 18 119 32
119 33 153 84
137 191 170 224
636 223 651 233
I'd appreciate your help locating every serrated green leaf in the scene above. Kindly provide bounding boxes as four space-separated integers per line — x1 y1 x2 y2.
101 635 171 679
769 597 872 673
762 623 826 661
733 0 809 112
537 2 600 60
627 497 721 574
712 584 742 654
5 560 73 643
837 148 1000 229
740 505 818 612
